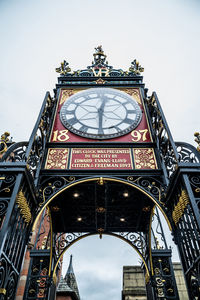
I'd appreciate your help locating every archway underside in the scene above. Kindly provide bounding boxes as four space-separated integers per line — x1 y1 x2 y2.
32 176 172 283
34 176 171 232
49 179 155 233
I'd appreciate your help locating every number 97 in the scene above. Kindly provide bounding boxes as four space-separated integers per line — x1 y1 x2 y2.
131 129 148 142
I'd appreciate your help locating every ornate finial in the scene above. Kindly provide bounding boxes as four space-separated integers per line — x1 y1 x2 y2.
92 45 108 67
129 59 144 75
0 132 12 157
55 60 71 75
55 49 145 78
155 237 161 249
95 45 104 55
1 132 10 143
194 132 200 152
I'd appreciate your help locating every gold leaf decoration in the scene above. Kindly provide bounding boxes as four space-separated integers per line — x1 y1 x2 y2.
16 190 32 224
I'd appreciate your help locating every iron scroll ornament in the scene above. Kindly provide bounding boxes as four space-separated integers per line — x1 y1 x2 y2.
59 88 142 139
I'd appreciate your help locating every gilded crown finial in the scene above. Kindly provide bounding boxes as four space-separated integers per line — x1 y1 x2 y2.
94 45 104 55
92 45 108 67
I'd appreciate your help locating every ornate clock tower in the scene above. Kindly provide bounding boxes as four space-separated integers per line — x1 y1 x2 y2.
0 46 200 300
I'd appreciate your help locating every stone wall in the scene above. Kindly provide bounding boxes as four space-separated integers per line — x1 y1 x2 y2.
122 266 146 300
122 263 188 300
173 263 189 300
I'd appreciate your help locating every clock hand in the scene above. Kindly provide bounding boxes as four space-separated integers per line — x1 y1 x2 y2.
98 98 106 134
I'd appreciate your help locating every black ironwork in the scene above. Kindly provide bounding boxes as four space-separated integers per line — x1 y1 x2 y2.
149 250 180 299
55 46 144 78
0 171 38 299
3 49 200 299
0 91 54 298
166 171 200 299
1 92 54 182
151 207 168 251
146 93 200 180
23 250 51 300
143 206 180 299
147 92 179 180
176 142 200 164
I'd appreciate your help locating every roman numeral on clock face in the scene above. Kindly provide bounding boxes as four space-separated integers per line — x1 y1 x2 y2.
67 117 78 125
124 118 135 125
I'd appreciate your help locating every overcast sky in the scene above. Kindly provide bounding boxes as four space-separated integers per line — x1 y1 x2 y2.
1 0 200 299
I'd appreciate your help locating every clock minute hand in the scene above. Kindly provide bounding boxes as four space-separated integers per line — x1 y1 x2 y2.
98 98 106 134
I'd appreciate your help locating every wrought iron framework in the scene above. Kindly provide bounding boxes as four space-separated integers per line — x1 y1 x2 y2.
0 49 200 300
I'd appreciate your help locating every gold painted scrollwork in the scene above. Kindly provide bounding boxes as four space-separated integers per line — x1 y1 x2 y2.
16 190 32 224
172 189 189 225
157 287 165 297
155 277 164 286
39 176 76 207
0 288 6 295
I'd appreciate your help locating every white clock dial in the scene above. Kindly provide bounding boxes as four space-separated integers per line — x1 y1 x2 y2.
60 88 142 139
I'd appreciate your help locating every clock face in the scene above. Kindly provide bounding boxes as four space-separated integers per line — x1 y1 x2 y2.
60 88 142 139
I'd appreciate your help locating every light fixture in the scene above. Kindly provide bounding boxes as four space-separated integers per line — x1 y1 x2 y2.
73 192 79 198
123 191 129 198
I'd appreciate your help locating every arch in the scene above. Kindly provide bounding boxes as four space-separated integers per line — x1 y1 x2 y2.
51 232 150 284
33 176 172 231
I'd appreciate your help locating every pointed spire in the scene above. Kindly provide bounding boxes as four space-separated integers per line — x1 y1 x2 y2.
67 254 74 274
64 255 80 299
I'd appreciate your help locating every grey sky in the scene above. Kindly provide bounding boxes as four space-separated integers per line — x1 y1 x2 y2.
1 0 200 299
